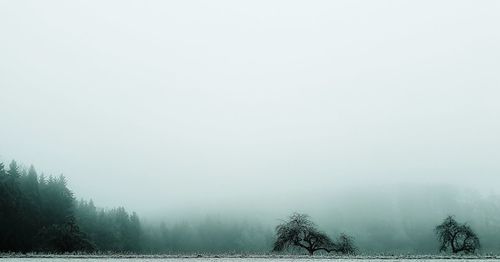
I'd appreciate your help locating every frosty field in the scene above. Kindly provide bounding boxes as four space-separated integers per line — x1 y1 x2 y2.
2 258 500 262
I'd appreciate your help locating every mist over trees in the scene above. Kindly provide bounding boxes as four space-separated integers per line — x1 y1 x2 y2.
75 201 142 252
142 218 273 254
317 185 500 254
0 160 274 254
1 159 500 255
0 161 93 252
0 160 144 253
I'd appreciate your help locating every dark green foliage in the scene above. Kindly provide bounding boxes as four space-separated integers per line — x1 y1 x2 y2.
0 161 23 251
0 159 147 253
435 216 480 254
0 161 338 255
0 161 94 253
35 218 95 252
74 202 142 252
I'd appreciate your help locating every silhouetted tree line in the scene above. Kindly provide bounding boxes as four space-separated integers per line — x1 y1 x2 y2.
75 201 142 252
0 161 93 252
0 160 273 254
0 160 141 253
0 160 485 255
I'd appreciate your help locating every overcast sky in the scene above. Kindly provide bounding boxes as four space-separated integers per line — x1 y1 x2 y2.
0 0 499 215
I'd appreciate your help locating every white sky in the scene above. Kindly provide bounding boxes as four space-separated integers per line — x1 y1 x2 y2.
0 0 499 214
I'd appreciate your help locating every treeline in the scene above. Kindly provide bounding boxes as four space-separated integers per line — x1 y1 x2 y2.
77 199 274 253
2 159 499 255
0 160 143 253
142 219 273 253
0 160 273 253
317 186 500 254
75 200 141 252
0 161 92 252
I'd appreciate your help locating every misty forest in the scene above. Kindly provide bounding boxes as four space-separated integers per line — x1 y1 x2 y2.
1 160 499 255
1 0 500 260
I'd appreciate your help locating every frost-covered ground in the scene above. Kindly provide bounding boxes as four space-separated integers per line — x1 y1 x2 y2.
1 256 500 262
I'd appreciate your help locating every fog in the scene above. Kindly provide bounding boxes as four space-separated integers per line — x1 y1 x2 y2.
1 0 499 246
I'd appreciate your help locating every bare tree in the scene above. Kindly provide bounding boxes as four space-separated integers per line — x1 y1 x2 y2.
272 213 356 256
331 233 357 255
435 216 480 254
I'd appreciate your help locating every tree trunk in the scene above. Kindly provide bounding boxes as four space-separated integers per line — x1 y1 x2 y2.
308 249 314 256
451 236 457 253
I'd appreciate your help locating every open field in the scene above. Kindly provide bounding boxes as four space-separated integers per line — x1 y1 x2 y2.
2 255 500 261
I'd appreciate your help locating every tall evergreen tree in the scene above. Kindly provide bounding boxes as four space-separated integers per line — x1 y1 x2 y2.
0 161 97 253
